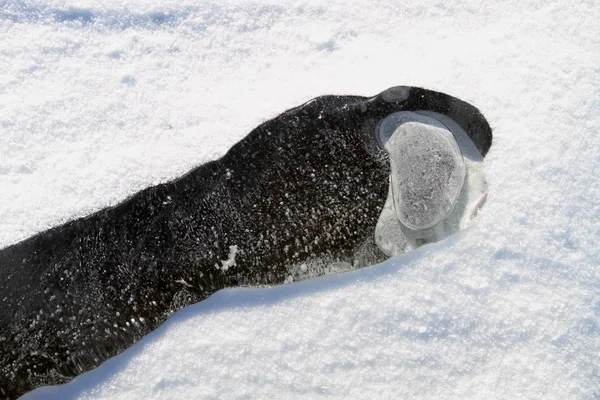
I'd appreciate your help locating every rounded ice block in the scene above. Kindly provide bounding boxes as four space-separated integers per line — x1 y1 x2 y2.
378 113 466 230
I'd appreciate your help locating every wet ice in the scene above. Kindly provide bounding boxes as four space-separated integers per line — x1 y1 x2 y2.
385 120 465 230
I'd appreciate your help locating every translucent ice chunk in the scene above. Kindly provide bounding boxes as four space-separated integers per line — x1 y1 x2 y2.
375 111 488 257
380 116 466 230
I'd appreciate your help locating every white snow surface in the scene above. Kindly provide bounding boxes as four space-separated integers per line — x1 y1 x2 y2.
1 0 599 398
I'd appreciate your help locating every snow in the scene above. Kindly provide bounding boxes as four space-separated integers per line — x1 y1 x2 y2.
0 0 598 398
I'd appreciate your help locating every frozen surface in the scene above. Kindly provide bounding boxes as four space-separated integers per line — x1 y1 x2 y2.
0 0 599 398
375 111 485 257
382 117 465 230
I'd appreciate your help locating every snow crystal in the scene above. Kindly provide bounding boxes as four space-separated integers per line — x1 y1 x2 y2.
219 245 239 271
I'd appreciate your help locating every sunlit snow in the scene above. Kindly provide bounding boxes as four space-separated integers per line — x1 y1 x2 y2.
1 0 599 398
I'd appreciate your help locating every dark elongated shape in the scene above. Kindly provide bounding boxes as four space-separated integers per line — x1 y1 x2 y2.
0 86 492 398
